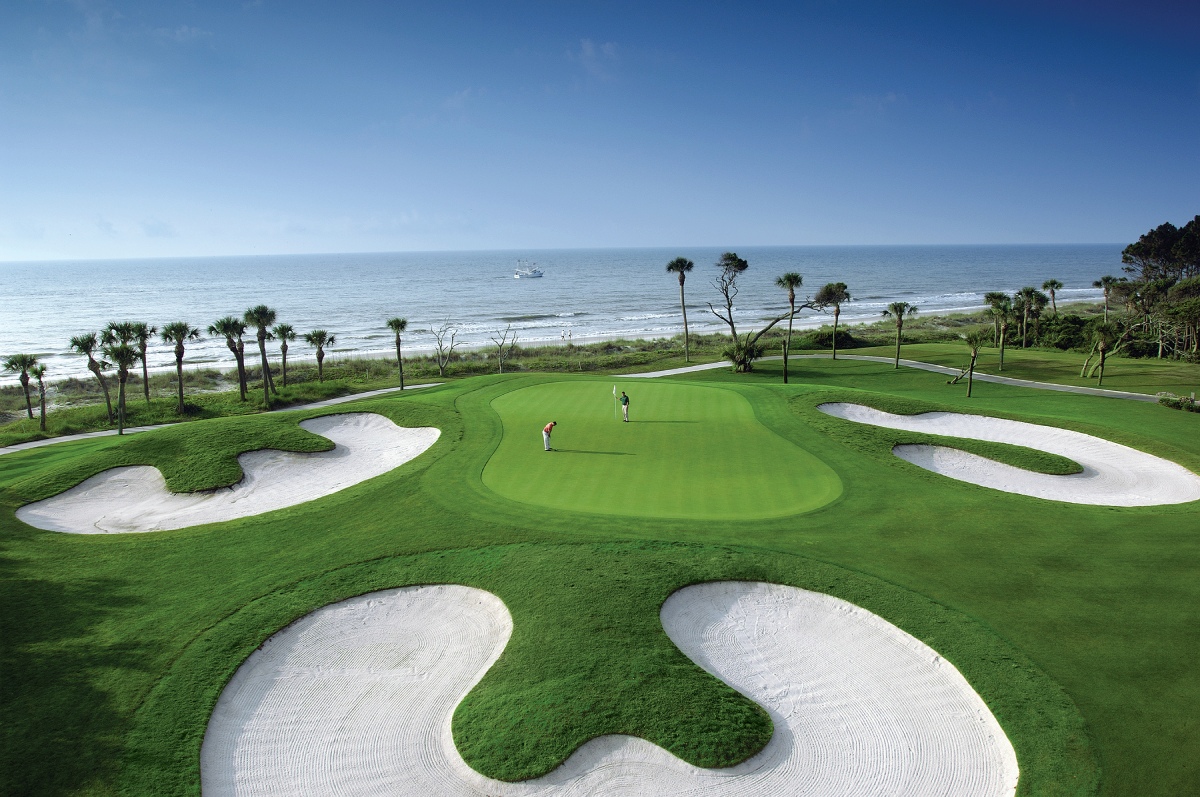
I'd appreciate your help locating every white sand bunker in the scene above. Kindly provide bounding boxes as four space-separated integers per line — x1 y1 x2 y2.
200 581 1017 796
16 413 440 534
819 402 1200 507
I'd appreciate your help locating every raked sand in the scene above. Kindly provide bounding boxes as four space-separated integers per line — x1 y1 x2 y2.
200 581 1018 796
15 413 440 533
817 402 1200 506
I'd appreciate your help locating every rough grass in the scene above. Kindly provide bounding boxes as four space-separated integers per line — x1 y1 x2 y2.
4 361 1200 795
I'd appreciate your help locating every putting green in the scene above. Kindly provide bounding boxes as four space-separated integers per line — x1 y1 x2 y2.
483 381 842 519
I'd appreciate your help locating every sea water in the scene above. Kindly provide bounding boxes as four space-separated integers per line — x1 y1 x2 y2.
0 244 1119 384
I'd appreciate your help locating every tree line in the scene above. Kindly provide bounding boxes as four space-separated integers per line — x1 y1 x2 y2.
5 222 1195 432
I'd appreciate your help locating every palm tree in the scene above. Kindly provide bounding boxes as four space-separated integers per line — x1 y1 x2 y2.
208 316 248 400
160 322 201 414
881 302 918 368
1094 275 1119 322
1030 290 1050 343
983 291 1009 345
244 305 278 406
272 323 296 387
962 328 989 398
1042 279 1063 314
1092 322 1121 386
386 318 408 388
815 282 851 359
1016 286 1039 347
69 332 114 423
666 257 695 362
775 272 803 383
990 297 1013 371
130 322 157 404
101 339 139 435
304 330 335 382
31 363 48 431
2 354 38 419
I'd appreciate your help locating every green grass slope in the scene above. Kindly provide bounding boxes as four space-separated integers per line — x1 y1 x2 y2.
483 380 842 519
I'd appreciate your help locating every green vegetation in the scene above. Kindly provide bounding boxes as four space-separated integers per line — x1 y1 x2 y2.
484 380 842 519
4 356 1200 795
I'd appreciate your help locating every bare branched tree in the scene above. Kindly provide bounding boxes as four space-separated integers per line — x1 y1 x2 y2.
431 320 460 377
707 252 749 338
490 324 519 374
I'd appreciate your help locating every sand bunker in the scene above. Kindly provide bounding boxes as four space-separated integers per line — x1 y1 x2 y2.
818 402 1200 506
200 581 1017 796
16 413 440 533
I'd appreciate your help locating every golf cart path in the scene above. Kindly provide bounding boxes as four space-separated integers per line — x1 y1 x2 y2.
0 382 441 457
201 581 1018 796
627 355 1159 401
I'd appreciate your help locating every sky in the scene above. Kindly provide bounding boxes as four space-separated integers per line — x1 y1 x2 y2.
1 0 1197 260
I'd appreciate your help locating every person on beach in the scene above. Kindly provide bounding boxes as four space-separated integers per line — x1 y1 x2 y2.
619 391 630 422
543 421 557 451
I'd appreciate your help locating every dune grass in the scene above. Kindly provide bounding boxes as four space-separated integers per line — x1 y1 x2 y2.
3 361 1200 795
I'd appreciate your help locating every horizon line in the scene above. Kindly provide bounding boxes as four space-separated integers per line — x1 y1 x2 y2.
0 241 1128 266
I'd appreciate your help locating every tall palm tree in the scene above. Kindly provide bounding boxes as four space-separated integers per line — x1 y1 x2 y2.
2 354 38 419
208 316 248 400
815 282 851 359
30 363 48 431
69 333 115 423
990 297 1013 371
775 272 803 383
881 302 918 369
244 305 278 406
962 328 989 398
1016 286 1039 347
386 318 408 388
1092 322 1121 386
1030 290 1050 343
666 257 695 362
130 322 157 404
272 323 296 387
1094 275 1118 322
160 322 201 414
100 339 139 435
983 291 1009 345
1042 279 1063 314
304 330 335 382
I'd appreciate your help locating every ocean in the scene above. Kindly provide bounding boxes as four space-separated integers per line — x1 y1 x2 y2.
0 244 1121 385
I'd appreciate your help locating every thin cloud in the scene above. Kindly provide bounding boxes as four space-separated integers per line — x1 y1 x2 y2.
442 87 480 111
141 219 177 238
152 25 212 43
570 38 620 80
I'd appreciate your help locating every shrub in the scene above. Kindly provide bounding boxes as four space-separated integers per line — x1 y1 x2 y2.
1157 393 1200 412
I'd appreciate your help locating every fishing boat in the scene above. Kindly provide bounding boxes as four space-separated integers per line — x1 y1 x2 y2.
514 259 544 278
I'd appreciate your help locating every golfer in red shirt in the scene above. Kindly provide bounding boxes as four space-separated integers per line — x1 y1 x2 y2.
543 421 557 451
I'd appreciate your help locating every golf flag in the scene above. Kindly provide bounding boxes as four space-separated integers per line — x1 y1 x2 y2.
613 385 619 419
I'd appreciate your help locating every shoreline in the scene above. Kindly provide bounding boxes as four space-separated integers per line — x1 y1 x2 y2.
1 300 1106 393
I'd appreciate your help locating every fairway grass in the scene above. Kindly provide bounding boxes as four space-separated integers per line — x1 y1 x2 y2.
483 380 842 519
3 361 1200 795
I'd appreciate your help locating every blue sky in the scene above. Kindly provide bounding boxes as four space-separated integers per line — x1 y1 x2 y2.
1 0 1197 259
